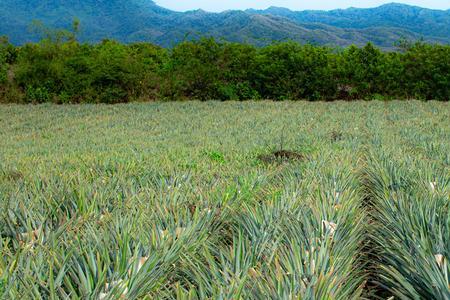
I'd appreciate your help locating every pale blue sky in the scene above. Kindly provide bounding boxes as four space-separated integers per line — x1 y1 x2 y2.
155 0 449 12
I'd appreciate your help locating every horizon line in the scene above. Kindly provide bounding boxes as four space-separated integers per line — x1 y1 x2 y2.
153 1 450 14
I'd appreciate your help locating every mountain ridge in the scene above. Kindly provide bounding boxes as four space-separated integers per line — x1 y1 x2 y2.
0 1 449 48
247 2 450 39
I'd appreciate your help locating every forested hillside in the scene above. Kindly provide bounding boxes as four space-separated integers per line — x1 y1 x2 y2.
0 1 449 48
247 3 450 41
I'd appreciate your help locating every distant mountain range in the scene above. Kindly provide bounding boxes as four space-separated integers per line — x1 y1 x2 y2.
0 1 449 49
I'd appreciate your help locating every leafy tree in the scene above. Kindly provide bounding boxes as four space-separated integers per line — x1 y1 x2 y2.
215 42 259 100
0 41 7 86
336 43 386 99
161 38 223 100
3 31 450 103
401 42 450 100
255 42 336 100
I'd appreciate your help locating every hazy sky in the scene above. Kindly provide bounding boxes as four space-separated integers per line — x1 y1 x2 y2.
155 1 449 12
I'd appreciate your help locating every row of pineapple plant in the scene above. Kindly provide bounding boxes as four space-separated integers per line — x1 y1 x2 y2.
364 153 449 299
0 154 367 299
1 101 449 299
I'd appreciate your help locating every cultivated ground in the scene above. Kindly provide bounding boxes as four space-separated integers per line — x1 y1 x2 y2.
0 101 449 299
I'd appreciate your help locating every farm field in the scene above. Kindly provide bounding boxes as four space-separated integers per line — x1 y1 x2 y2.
0 101 449 299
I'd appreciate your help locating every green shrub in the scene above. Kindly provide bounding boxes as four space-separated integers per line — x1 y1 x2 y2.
255 42 337 100
3 34 450 102
25 85 51 103
204 150 226 164
0 279 4 297
161 38 223 100
0 38 10 86
401 43 450 100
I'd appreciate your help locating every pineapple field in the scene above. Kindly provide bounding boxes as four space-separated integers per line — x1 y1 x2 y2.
0 101 449 299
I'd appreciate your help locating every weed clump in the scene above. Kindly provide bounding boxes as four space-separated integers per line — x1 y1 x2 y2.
258 150 305 164
331 130 344 142
1 169 24 181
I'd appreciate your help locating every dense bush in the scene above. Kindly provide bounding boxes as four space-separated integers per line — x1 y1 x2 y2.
0 35 449 102
13 39 167 103
401 43 450 100
0 37 18 102
161 39 259 100
0 47 7 86
255 43 337 100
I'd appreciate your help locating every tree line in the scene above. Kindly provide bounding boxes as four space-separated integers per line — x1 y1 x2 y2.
0 34 449 103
